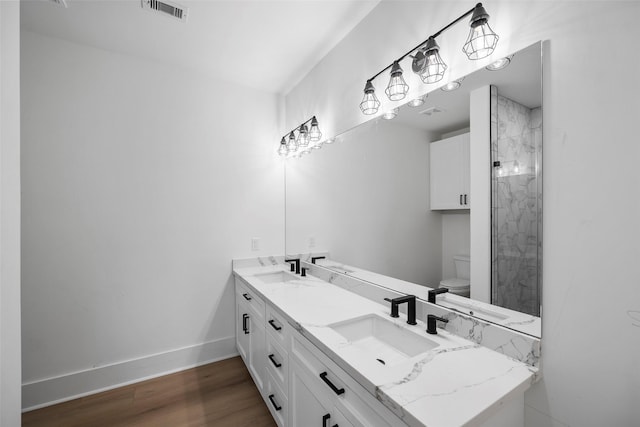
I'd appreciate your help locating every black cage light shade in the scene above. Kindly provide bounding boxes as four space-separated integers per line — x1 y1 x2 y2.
412 37 447 84
360 80 381 115
462 3 499 59
385 61 409 101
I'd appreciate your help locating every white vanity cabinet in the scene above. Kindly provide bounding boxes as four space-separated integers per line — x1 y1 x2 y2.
235 279 266 393
430 132 470 210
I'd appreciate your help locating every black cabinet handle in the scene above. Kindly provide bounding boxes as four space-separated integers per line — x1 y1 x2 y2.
242 293 252 301
268 354 282 368
464 194 468 205
319 372 344 395
460 194 463 205
268 319 282 331
268 394 282 411
242 313 249 334
322 413 338 427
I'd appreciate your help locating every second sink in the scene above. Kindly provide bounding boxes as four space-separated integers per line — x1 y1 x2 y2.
329 314 439 367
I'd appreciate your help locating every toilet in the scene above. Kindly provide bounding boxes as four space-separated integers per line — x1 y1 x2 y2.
439 255 470 298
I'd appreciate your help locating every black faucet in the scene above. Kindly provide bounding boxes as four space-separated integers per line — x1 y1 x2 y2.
384 295 417 325
311 256 326 264
428 288 449 304
426 314 449 334
285 258 300 274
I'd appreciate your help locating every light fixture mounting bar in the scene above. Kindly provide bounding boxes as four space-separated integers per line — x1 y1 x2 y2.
281 116 315 140
366 3 479 83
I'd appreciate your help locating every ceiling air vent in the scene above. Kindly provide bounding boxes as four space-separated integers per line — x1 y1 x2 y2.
141 0 188 22
419 107 445 116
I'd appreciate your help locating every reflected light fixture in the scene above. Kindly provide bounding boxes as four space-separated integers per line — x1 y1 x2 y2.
324 137 336 144
308 116 322 142
278 116 323 158
462 3 499 60
408 95 427 107
278 137 288 156
359 3 499 116
360 80 381 115
441 77 465 92
486 54 513 71
413 37 447 84
382 107 399 120
385 61 409 101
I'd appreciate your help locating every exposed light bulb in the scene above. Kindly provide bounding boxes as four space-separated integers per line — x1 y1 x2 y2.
286 131 297 152
308 116 322 142
297 124 309 147
463 4 499 60
382 107 399 120
360 80 381 115
412 37 447 84
486 55 513 71
408 95 427 107
278 137 288 156
385 61 409 101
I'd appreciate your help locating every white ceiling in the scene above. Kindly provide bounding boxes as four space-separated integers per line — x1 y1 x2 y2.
21 0 380 94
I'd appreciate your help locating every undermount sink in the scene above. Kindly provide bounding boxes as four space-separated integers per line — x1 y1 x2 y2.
439 295 509 322
254 271 299 284
329 314 439 367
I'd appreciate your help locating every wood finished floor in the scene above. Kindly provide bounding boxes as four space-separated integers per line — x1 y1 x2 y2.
22 356 277 427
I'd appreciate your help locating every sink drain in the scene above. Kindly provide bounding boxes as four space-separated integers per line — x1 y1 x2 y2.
376 358 386 365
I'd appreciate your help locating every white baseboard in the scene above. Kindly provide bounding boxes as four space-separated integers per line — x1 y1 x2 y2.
22 336 238 411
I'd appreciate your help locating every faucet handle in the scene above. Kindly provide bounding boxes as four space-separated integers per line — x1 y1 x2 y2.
384 298 400 318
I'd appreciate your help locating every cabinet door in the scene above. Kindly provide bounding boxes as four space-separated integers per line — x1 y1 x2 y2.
235 298 250 363
430 133 470 210
248 314 266 393
290 361 353 427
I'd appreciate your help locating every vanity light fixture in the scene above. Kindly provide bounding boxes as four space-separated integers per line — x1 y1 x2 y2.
308 116 322 142
486 54 513 71
278 116 323 157
408 95 428 107
462 3 499 60
358 3 499 116
385 61 410 101
382 107 399 120
360 80 381 115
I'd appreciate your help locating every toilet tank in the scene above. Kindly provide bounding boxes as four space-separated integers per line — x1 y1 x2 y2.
453 255 470 280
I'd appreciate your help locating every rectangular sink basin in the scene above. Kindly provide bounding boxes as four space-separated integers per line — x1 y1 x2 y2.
439 296 509 322
329 314 439 366
254 271 299 284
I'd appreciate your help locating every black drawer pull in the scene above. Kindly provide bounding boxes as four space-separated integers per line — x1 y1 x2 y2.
322 413 338 427
319 372 344 395
464 194 468 205
242 313 249 334
268 354 282 368
242 293 252 301
268 319 282 331
268 394 282 411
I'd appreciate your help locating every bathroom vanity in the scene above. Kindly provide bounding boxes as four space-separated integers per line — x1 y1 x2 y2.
233 258 539 427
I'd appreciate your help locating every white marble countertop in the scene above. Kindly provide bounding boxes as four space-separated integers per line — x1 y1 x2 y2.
233 264 538 427
314 258 541 337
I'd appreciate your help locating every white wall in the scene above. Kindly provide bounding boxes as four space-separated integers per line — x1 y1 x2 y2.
1 1 22 423
21 31 284 408
286 120 442 286
285 1 640 426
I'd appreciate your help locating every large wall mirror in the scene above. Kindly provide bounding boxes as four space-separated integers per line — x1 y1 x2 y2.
285 42 542 337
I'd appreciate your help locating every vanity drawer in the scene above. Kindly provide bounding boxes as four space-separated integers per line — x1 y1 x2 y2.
266 336 289 395
265 371 288 427
235 278 265 320
265 303 290 346
291 334 397 427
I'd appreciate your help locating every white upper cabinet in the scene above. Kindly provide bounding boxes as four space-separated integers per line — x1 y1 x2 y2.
430 132 470 210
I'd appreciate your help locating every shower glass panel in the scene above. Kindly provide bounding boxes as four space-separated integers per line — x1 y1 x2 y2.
491 86 542 317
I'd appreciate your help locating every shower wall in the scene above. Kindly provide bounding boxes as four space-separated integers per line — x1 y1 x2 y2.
491 87 542 316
